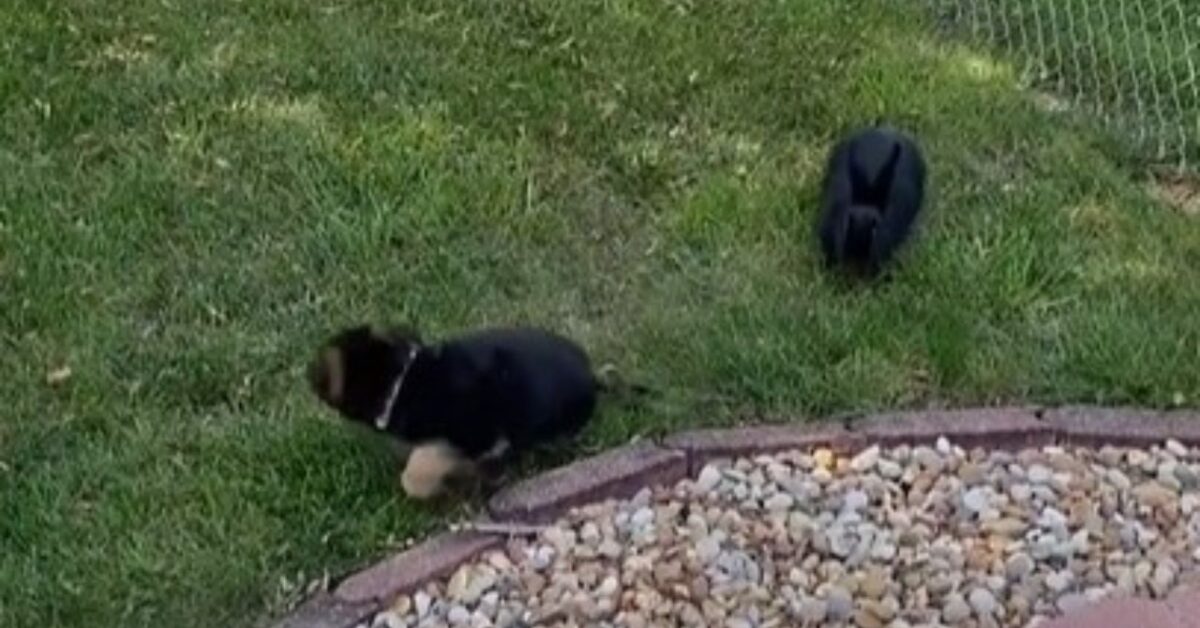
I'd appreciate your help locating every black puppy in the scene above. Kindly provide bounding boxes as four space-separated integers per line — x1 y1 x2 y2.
817 125 927 277
309 324 599 498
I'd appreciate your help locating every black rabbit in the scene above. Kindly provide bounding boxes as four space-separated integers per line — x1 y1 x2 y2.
817 125 928 278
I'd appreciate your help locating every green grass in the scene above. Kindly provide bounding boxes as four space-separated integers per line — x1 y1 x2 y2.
2 1 1199 626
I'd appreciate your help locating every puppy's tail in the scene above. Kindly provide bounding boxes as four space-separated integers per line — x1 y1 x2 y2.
595 363 654 398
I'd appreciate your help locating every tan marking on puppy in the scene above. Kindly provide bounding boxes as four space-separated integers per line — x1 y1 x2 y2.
321 347 345 403
401 442 468 499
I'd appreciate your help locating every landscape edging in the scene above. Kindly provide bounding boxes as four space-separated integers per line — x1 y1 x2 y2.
272 404 1200 628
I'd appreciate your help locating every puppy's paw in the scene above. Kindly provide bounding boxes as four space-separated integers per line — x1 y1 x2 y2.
400 442 466 500
400 468 442 499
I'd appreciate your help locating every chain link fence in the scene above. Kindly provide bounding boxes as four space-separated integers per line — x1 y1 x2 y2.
921 0 1199 171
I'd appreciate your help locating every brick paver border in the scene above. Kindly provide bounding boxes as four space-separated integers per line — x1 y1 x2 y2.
271 404 1200 628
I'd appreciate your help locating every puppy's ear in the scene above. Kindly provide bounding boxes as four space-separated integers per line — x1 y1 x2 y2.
309 346 345 404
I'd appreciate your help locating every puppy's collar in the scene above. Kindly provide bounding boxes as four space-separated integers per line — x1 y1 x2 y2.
374 345 421 431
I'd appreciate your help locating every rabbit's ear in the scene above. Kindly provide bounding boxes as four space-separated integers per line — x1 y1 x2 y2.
848 148 871 195
874 141 903 196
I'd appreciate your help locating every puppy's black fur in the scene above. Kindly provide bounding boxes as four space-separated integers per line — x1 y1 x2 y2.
309 324 599 491
817 125 927 278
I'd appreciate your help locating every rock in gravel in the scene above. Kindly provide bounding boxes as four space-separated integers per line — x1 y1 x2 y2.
695 465 723 494
812 448 835 470
797 596 827 623
413 592 431 618
446 565 496 604
696 534 722 563
861 598 897 622
1006 552 1036 581
985 517 1027 537
1152 558 1178 596
371 611 402 628
942 593 972 623
1134 481 1177 509
860 568 888 599
825 585 854 621
842 490 869 514
358 439 1200 628
1057 592 1090 615
851 446 881 472
1176 465 1200 489
764 492 794 512
578 521 600 545
962 487 990 514
877 458 903 479
969 587 998 617
1028 464 1053 485
1045 570 1073 593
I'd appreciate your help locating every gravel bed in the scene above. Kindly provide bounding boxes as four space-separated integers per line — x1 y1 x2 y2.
365 439 1200 627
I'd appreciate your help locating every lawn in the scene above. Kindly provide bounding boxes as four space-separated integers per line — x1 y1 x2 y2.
2 0 1199 626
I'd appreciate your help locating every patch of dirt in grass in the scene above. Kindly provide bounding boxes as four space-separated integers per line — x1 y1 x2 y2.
1149 170 1200 216
1030 90 1072 114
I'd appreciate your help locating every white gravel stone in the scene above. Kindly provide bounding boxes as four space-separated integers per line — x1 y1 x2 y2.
1045 570 1073 593
763 492 794 512
695 465 723 493
942 593 972 623
824 585 854 620
1006 552 1036 581
1028 464 1053 484
842 489 869 513
851 445 881 472
413 592 431 618
969 587 998 617
962 487 990 514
